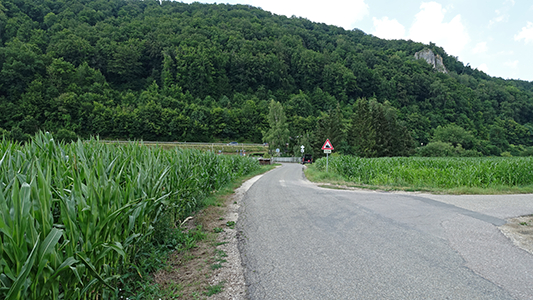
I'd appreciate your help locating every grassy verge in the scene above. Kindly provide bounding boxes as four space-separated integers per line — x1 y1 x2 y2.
124 165 275 299
305 156 533 195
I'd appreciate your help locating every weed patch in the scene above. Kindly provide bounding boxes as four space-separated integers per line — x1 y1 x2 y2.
205 282 225 296
226 221 236 229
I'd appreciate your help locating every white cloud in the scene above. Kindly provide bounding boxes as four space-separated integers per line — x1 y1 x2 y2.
489 0 515 27
407 2 470 57
477 63 489 73
497 50 514 56
372 17 405 40
472 42 488 54
489 12 508 27
514 22 533 44
251 0 369 29
504 60 519 69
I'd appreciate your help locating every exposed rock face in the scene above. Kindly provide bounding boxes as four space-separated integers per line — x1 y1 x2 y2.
414 49 448 73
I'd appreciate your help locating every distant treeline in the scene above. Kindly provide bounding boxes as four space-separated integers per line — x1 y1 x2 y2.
1 0 532 156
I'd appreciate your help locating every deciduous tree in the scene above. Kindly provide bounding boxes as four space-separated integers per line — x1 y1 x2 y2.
263 100 289 156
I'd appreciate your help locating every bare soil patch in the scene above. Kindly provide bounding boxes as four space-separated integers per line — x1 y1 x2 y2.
153 194 233 299
500 215 533 255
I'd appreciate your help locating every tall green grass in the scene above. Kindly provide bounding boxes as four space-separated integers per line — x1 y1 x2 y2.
313 155 533 189
0 132 259 299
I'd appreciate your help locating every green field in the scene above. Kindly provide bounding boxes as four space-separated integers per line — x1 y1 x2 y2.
0 133 260 299
308 155 533 194
103 140 268 156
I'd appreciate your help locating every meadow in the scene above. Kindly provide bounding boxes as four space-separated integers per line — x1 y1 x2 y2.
310 155 533 194
0 132 260 299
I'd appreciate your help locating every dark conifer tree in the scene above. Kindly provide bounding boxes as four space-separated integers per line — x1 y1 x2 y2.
349 98 376 157
313 103 345 157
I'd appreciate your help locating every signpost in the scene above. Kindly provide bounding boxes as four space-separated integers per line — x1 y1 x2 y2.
321 139 334 172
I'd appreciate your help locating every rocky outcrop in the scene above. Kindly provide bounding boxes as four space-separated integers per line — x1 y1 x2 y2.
414 49 448 73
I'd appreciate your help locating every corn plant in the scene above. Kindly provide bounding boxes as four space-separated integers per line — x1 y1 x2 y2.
314 155 533 189
0 132 260 299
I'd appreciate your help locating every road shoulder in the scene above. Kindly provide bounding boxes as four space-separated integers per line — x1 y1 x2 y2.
208 174 263 299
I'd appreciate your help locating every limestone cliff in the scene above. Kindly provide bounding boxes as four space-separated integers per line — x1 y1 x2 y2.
414 49 448 73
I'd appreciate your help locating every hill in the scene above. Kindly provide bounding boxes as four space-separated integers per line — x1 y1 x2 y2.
1 0 532 156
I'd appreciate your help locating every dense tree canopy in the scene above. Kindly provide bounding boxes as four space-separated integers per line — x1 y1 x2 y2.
1 0 532 156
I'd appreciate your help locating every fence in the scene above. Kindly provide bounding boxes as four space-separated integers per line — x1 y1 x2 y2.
101 140 265 147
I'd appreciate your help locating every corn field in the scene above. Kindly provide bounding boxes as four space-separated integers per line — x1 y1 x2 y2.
0 132 260 299
314 155 533 189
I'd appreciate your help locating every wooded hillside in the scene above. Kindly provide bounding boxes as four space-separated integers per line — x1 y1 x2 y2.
1 0 532 156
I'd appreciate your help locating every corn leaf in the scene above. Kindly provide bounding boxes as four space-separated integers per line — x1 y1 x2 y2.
5 235 39 300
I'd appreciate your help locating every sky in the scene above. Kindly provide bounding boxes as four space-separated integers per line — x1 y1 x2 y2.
179 0 533 82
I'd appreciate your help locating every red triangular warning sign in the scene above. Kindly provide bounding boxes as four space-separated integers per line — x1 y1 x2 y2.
321 139 334 150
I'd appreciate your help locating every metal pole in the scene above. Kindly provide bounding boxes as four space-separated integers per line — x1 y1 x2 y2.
326 152 329 173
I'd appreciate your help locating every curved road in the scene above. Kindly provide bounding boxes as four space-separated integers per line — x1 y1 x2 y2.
238 163 533 299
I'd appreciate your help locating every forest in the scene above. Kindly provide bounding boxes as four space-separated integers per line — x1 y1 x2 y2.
1 0 533 157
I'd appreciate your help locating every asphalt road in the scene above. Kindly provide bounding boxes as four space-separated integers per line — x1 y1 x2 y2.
238 163 533 300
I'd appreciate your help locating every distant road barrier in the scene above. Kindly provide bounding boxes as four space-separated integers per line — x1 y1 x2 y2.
272 157 300 163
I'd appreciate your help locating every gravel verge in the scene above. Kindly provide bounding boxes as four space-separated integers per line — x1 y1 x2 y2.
208 174 263 300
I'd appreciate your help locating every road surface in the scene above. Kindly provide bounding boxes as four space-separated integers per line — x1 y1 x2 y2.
238 163 533 299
